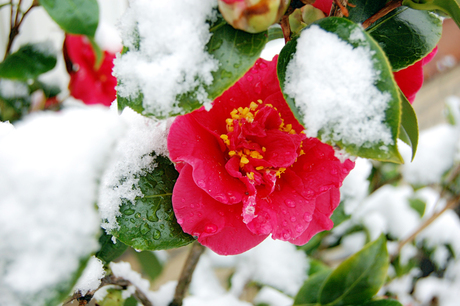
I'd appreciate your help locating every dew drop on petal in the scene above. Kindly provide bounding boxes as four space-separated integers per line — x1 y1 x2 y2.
283 231 291 240
181 198 186 203
177 218 183 224
303 213 312 222
247 75 253 81
254 82 262 94
204 223 218 234
197 180 205 188
281 208 287 214
219 211 225 216
285 199 296 208
290 216 297 222
189 212 194 217
296 224 303 233
282 220 288 226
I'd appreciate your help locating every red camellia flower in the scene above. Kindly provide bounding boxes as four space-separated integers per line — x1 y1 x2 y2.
168 57 354 255
63 35 118 106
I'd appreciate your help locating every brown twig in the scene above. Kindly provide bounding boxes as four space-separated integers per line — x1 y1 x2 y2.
393 195 460 260
362 0 402 29
65 274 153 306
330 0 349 17
3 0 38 59
169 242 206 306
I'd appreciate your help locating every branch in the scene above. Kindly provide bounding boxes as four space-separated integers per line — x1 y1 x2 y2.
330 0 349 17
362 0 402 29
169 242 206 306
3 0 38 59
393 195 460 260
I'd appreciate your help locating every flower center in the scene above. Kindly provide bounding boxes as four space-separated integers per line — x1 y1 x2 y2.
219 100 305 185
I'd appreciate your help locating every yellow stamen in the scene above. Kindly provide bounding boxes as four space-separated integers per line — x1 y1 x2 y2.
257 99 263 104
250 101 258 111
256 166 264 171
220 134 230 146
247 172 255 180
276 167 286 178
240 156 249 164
229 151 237 157
250 151 263 159
262 147 266 152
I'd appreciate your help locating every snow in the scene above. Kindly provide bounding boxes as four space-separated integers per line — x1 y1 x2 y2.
0 120 15 138
340 158 372 215
260 38 285 60
98 107 173 233
73 257 106 296
0 107 123 306
0 79 29 99
228 239 307 296
114 0 219 117
403 124 459 186
253 287 294 306
284 25 393 149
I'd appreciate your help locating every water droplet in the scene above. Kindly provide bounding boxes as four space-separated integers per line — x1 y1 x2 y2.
283 231 291 240
191 203 195 208
215 194 227 203
221 70 233 79
160 224 165 230
123 209 135 216
296 225 303 233
342 168 350 174
181 198 186 203
147 209 159 222
204 223 218 233
247 75 253 81
331 169 338 175
197 180 205 188
135 213 141 218
303 213 312 222
281 208 287 214
285 199 296 208
219 211 224 216
152 229 161 240
177 218 184 224
290 216 297 222
254 82 262 94
233 62 241 68
134 248 142 253
189 212 195 217
197 212 203 217
140 223 150 235
282 220 288 226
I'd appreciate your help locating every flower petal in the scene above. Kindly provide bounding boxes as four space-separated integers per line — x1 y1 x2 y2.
168 114 246 204
173 164 267 255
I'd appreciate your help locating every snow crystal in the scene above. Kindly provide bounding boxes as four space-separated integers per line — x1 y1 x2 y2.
0 107 123 306
98 107 173 233
284 25 393 148
73 257 106 296
260 38 285 60
403 124 459 185
253 287 294 306
229 239 307 296
114 0 218 116
95 21 122 54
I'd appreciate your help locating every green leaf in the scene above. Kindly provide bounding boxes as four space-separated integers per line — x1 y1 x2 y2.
366 7 442 71
402 0 460 30
0 42 57 80
361 299 404 306
409 198 426 217
124 296 138 306
308 259 332 276
118 18 267 118
135 250 163 280
294 269 332 305
0 79 30 122
96 231 128 265
39 0 99 37
268 26 284 41
318 234 389 306
346 0 387 24
399 91 419 161
278 17 403 163
112 156 194 250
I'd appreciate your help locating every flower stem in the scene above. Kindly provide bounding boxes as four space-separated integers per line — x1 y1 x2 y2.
169 241 206 306
362 0 402 29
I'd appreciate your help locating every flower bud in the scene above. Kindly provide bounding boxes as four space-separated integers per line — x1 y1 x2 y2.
218 0 290 33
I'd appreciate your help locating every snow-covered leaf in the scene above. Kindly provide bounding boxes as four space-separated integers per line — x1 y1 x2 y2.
278 17 402 163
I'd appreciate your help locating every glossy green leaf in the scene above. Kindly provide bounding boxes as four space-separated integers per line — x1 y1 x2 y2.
98 288 124 306
346 0 387 23
361 299 404 306
294 269 332 305
112 156 194 250
402 0 460 30
118 18 267 118
278 18 403 163
366 7 442 71
308 259 331 276
409 198 426 217
268 26 284 41
39 0 99 37
0 79 30 122
319 235 389 306
135 250 163 280
399 91 419 161
96 231 128 265
0 42 57 80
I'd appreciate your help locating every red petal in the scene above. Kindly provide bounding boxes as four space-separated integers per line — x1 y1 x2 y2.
173 164 267 255
290 188 339 245
312 0 333 15
168 113 246 204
